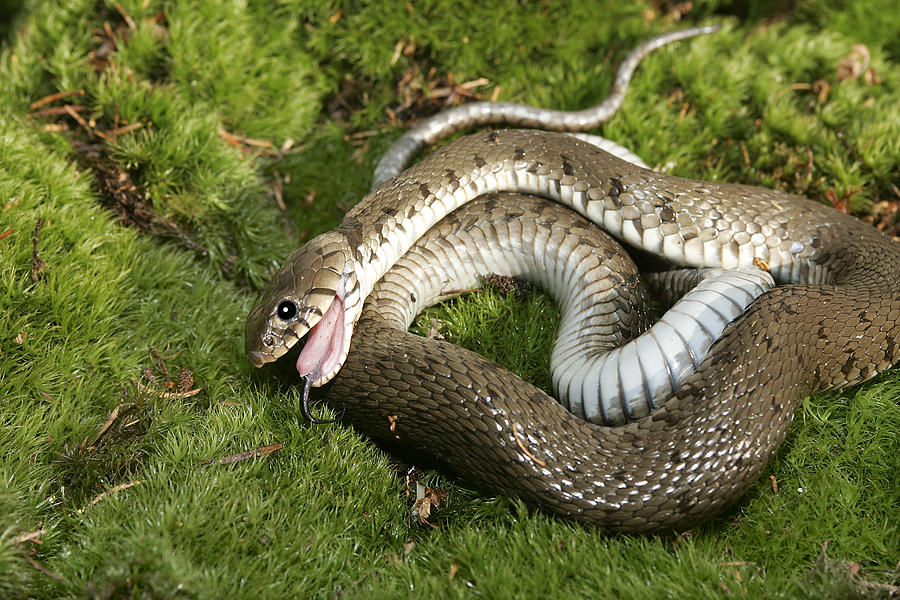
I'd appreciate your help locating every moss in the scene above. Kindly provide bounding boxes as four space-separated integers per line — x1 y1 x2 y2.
1 0 898 597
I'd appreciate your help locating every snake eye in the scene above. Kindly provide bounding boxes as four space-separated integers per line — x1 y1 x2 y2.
276 300 299 321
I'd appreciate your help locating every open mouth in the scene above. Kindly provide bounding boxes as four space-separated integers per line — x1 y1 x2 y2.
295 286 346 386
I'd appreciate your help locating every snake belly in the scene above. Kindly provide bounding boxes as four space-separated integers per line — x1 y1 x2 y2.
247 130 900 532
366 192 776 426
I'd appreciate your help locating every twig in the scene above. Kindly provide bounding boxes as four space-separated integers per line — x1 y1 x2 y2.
102 121 144 139
27 105 86 118
271 170 286 211
113 2 136 30
21 552 68 583
218 127 273 149
86 404 121 449
31 218 47 282
29 89 85 110
510 423 547 467
200 443 283 466
64 104 108 140
0 228 14 241
81 480 142 511
12 529 45 545
345 130 379 140
217 128 304 159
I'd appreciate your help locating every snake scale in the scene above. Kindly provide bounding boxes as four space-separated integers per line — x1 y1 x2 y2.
247 129 900 532
246 33 900 532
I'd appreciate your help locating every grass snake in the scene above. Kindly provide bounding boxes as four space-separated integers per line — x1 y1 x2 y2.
246 32 900 532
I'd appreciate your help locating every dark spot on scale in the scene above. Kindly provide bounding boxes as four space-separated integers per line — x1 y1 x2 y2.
659 206 676 223
561 157 574 176
610 177 626 194
885 335 898 361
841 357 857 375
381 206 397 216
631 218 643 236
659 409 679 425
473 155 486 167
482 196 500 209
418 183 431 198
410 292 416 303
488 132 501 142
513 147 526 161
682 229 698 241
537 215 558 227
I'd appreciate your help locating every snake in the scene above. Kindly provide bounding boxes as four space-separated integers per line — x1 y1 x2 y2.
351 190 775 426
245 36 900 532
246 128 900 532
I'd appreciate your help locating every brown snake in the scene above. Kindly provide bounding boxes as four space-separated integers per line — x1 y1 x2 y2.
246 128 900 532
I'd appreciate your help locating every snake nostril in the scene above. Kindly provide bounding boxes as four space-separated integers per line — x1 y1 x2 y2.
262 334 276 347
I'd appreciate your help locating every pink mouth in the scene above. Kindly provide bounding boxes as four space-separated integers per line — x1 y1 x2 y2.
296 291 345 382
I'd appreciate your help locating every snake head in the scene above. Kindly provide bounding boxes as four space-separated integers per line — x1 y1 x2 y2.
246 230 359 387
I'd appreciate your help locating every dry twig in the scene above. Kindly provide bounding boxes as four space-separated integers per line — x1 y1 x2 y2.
29 89 85 110
200 443 283 466
31 218 47 282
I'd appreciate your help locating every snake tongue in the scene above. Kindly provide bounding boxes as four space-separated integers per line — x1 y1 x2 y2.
296 292 345 383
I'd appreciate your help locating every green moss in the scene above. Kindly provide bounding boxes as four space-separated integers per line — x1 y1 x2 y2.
1 0 898 597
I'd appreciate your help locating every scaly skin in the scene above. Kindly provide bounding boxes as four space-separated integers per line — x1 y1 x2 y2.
247 130 900 532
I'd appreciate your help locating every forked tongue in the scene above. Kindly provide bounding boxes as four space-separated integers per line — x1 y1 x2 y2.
296 292 345 424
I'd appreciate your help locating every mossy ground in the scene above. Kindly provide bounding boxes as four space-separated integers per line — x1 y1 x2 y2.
1 0 898 598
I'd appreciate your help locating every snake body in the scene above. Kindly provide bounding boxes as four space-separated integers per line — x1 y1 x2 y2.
368 191 776 425
247 129 900 531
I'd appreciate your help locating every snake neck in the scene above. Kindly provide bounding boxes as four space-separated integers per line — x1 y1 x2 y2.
345 130 812 299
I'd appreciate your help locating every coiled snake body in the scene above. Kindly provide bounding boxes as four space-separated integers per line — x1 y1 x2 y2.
247 128 900 532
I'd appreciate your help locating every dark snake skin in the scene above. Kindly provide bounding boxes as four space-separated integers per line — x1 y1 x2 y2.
249 130 900 532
